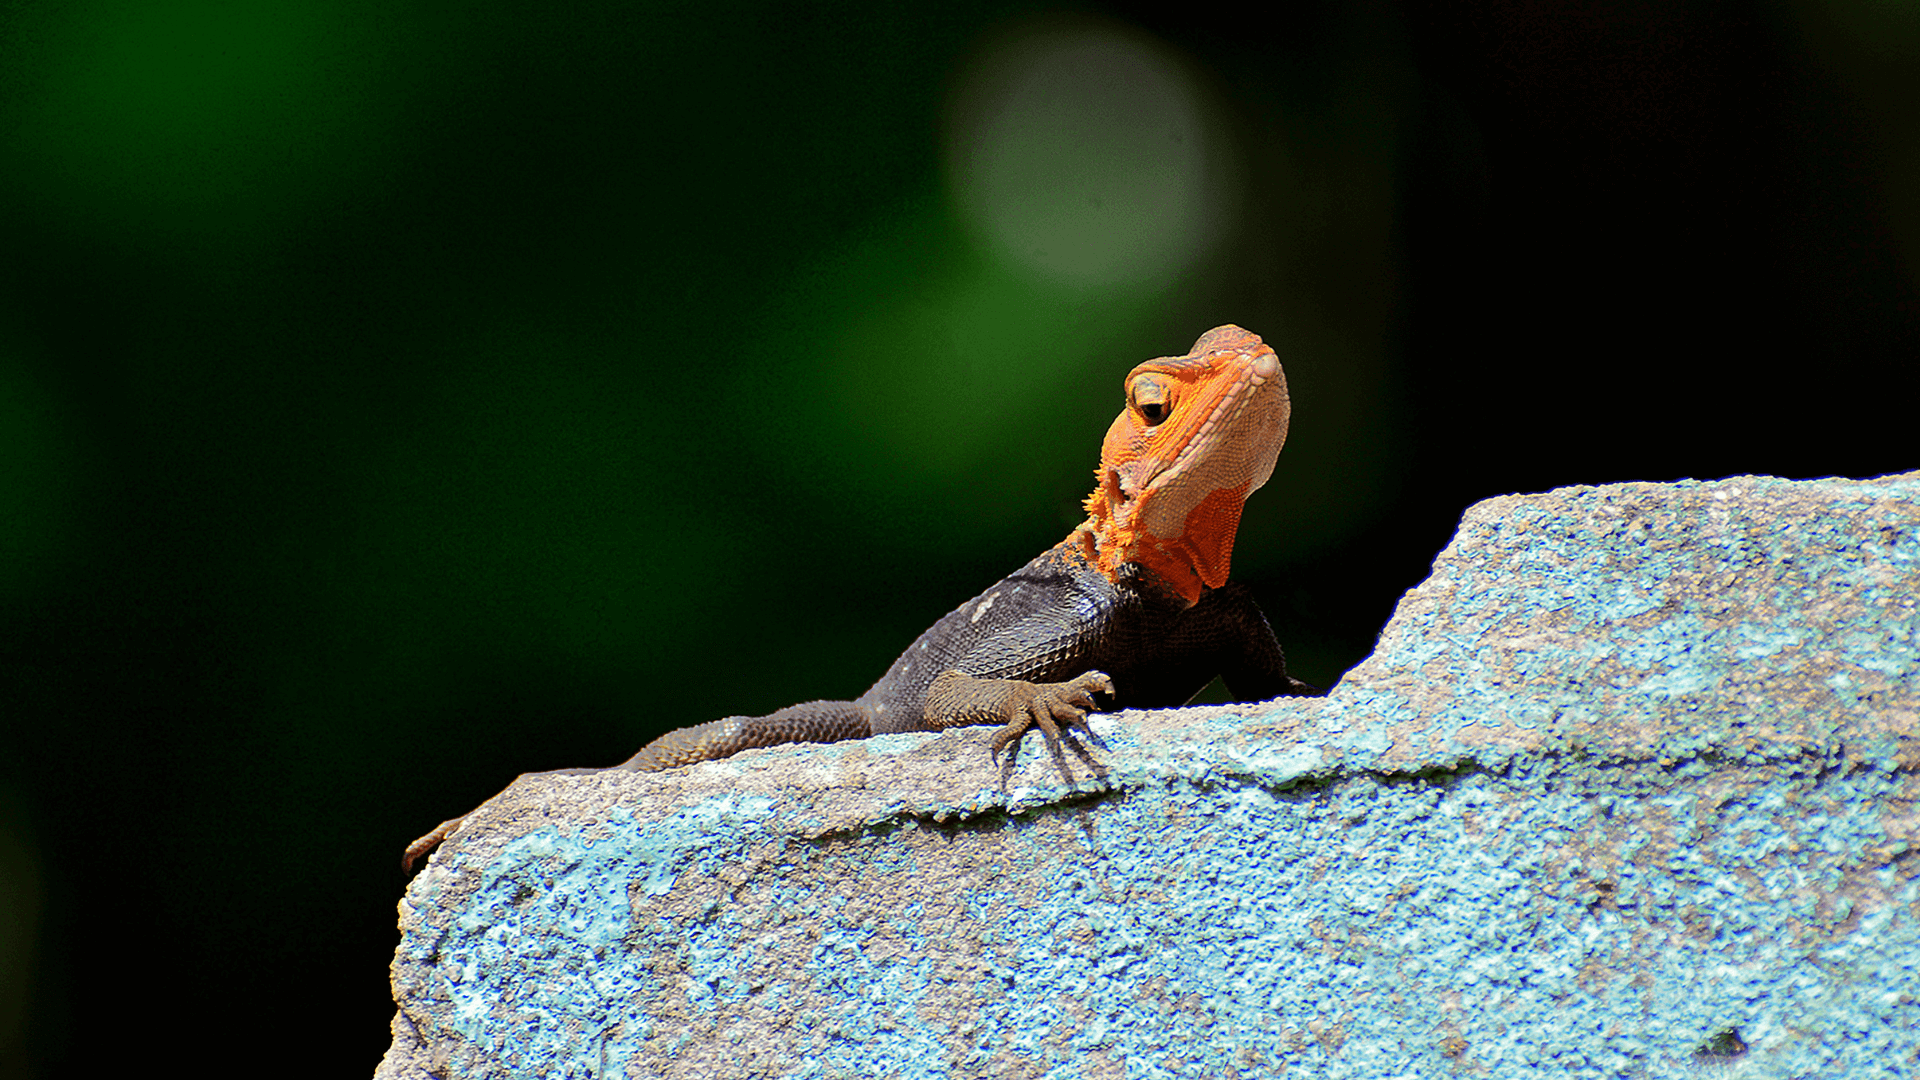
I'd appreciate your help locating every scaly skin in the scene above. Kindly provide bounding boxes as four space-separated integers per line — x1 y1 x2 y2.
403 325 1319 871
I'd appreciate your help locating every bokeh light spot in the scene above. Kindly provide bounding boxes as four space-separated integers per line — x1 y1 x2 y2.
943 21 1235 290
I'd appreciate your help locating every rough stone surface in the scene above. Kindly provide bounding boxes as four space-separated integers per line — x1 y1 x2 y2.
378 473 1920 1080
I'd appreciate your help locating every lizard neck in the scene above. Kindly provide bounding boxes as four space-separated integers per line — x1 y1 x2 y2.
1072 493 1245 607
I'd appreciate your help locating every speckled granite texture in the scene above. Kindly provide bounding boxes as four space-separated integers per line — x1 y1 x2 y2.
378 473 1920 1079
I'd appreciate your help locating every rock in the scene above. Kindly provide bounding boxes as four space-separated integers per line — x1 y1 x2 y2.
378 473 1920 1079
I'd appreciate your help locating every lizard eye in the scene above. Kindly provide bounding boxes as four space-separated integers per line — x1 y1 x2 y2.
1130 375 1172 426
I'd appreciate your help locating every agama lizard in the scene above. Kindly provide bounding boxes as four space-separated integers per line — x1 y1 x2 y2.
403 325 1320 870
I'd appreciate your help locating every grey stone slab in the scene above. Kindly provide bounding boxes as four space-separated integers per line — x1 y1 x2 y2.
379 472 1920 1079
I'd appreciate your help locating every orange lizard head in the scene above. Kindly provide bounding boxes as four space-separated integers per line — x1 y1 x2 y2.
1077 325 1292 606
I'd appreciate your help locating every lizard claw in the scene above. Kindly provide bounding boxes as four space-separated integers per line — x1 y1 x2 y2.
988 670 1114 788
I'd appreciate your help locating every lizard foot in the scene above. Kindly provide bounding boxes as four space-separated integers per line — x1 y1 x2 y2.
984 670 1115 787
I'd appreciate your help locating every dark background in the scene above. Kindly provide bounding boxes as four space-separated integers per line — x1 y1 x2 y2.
2 0 1915 1075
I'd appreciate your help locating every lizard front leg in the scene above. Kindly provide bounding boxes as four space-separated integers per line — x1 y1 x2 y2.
923 669 1115 786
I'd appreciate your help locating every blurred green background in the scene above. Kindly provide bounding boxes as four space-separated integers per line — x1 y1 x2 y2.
2 0 1916 1074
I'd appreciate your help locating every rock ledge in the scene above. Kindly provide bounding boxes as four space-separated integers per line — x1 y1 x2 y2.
379 473 1920 1080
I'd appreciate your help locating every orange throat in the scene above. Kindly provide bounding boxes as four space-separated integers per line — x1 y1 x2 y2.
1077 481 1249 606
